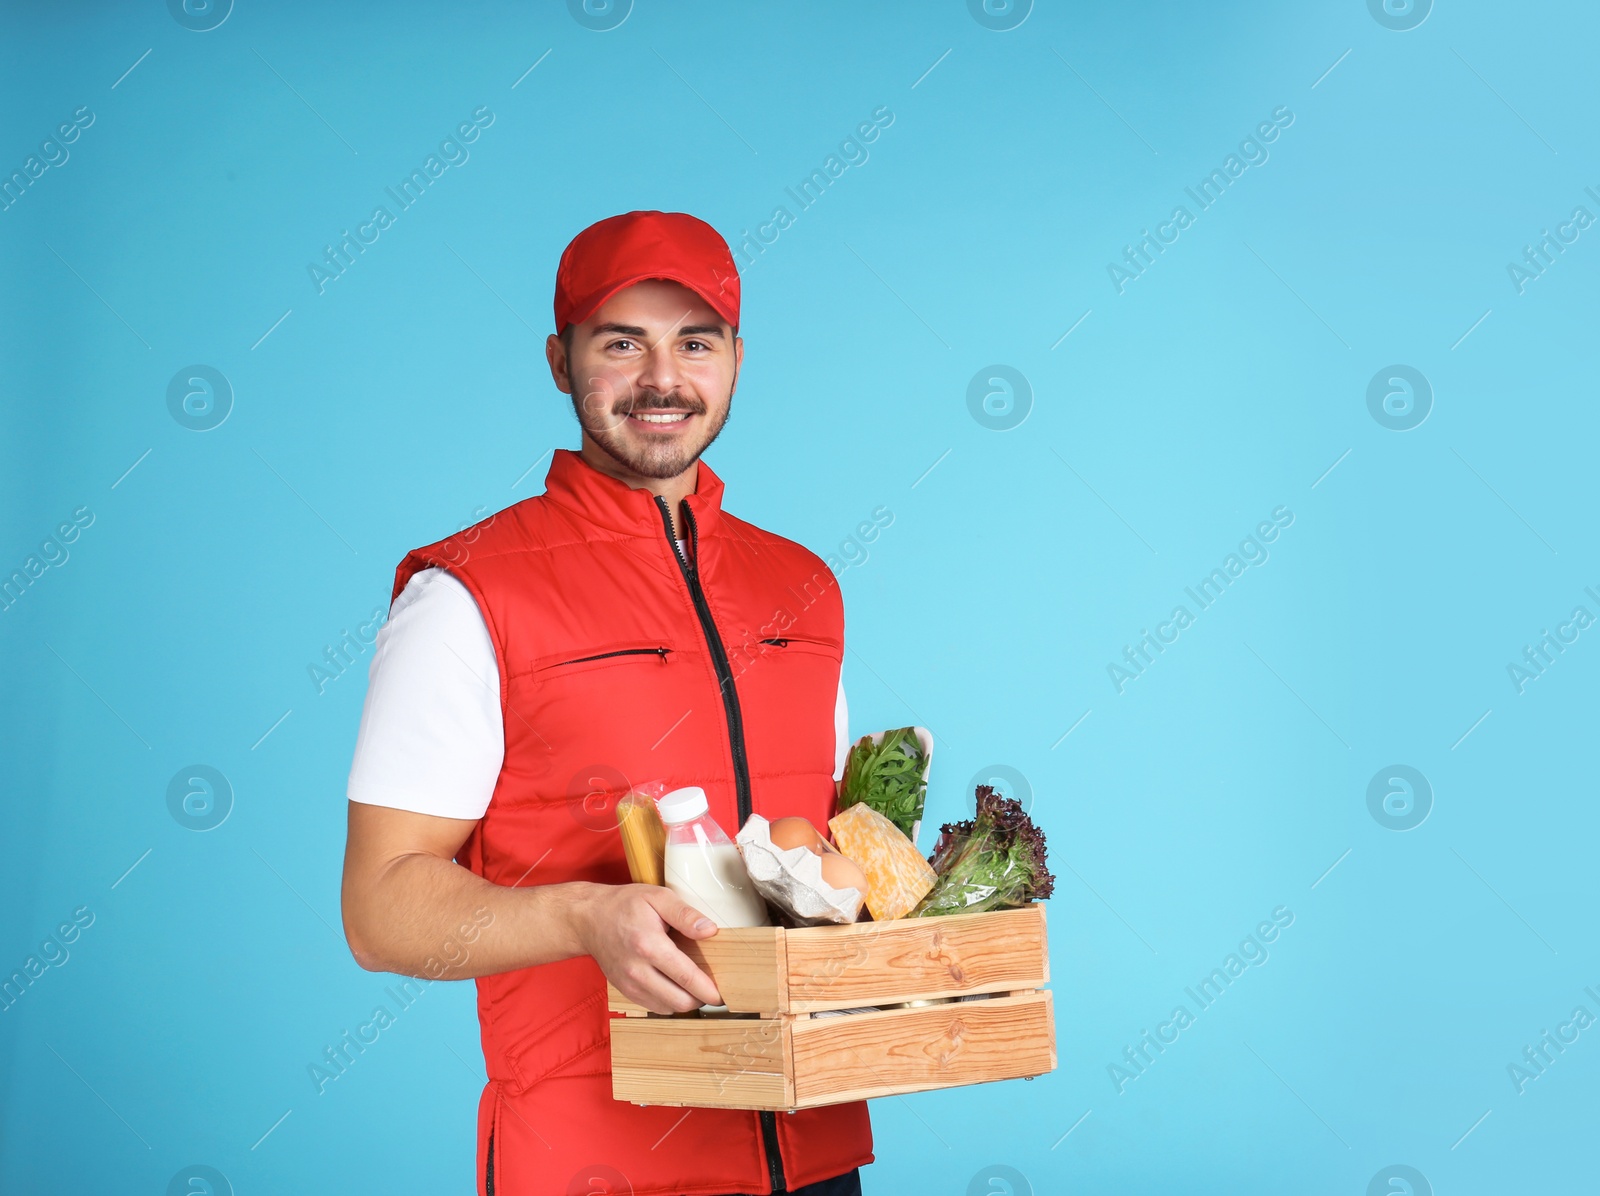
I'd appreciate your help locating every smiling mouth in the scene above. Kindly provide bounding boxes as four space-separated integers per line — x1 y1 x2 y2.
627 410 695 426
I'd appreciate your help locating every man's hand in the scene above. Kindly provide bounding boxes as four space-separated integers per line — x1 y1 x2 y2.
572 884 723 1013
341 803 724 1007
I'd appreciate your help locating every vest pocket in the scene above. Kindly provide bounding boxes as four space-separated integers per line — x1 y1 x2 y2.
754 635 839 656
500 644 692 814
510 644 677 686
732 634 841 783
547 645 672 669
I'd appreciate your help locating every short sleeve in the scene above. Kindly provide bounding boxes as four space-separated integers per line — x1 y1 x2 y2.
346 567 504 820
833 675 849 783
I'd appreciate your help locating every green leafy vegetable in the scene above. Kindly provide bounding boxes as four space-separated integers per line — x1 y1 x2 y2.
911 785 1054 917
837 727 927 840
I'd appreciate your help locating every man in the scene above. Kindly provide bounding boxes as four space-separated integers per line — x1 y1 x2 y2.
340 211 873 1196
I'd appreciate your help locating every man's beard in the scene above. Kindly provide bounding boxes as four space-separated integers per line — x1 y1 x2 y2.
570 384 731 480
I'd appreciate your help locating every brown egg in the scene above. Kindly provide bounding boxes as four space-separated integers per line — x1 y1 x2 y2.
769 816 825 855
819 850 867 896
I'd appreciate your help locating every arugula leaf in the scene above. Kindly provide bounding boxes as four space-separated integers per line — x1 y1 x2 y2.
837 727 927 840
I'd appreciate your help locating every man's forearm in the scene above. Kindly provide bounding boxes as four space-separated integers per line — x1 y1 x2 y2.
343 851 594 981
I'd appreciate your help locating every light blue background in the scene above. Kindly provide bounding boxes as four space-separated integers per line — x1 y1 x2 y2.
3 1 1596 1192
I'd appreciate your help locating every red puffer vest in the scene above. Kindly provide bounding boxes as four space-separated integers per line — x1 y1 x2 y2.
392 449 873 1196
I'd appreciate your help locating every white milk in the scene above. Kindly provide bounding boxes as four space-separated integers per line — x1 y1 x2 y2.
664 825 769 929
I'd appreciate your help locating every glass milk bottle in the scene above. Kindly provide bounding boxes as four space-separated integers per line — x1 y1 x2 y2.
658 786 769 928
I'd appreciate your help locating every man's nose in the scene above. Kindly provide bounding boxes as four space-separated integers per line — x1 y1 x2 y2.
633 338 683 398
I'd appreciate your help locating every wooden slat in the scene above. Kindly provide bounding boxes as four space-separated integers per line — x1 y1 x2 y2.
1038 903 1050 983
782 905 1048 1011
607 925 788 1015
788 991 1055 1107
607 905 1050 1013
609 1016 794 1109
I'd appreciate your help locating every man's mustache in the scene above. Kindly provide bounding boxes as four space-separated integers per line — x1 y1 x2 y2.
619 392 704 414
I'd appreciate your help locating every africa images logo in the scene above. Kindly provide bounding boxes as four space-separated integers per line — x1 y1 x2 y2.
306 107 496 294
1107 506 1293 693
1107 906 1294 1092
1106 107 1294 294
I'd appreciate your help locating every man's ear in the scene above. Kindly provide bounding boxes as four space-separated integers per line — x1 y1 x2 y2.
729 334 743 397
546 332 571 394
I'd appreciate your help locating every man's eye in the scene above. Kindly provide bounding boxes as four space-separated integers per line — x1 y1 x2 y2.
683 340 708 352
607 339 635 351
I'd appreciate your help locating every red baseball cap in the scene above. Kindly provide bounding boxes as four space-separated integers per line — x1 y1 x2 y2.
553 210 741 334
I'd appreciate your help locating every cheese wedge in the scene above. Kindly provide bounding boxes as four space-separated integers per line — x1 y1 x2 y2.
828 803 936 921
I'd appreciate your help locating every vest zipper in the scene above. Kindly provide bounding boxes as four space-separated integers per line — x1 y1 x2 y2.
654 496 754 826
759 1110 785 1194
653 494 786 1195
553 646 670 667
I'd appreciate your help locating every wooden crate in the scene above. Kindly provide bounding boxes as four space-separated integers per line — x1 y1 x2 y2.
608 904 1055 1110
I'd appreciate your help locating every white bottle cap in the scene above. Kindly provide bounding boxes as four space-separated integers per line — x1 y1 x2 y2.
657 785 709 824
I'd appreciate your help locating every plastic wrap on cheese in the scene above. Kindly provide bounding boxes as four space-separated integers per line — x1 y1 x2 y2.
828 803 936 921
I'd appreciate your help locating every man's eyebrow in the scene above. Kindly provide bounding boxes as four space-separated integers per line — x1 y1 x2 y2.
589 321 726 340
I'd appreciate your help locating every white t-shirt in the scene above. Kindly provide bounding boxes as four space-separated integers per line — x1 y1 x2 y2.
347 563 850 820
